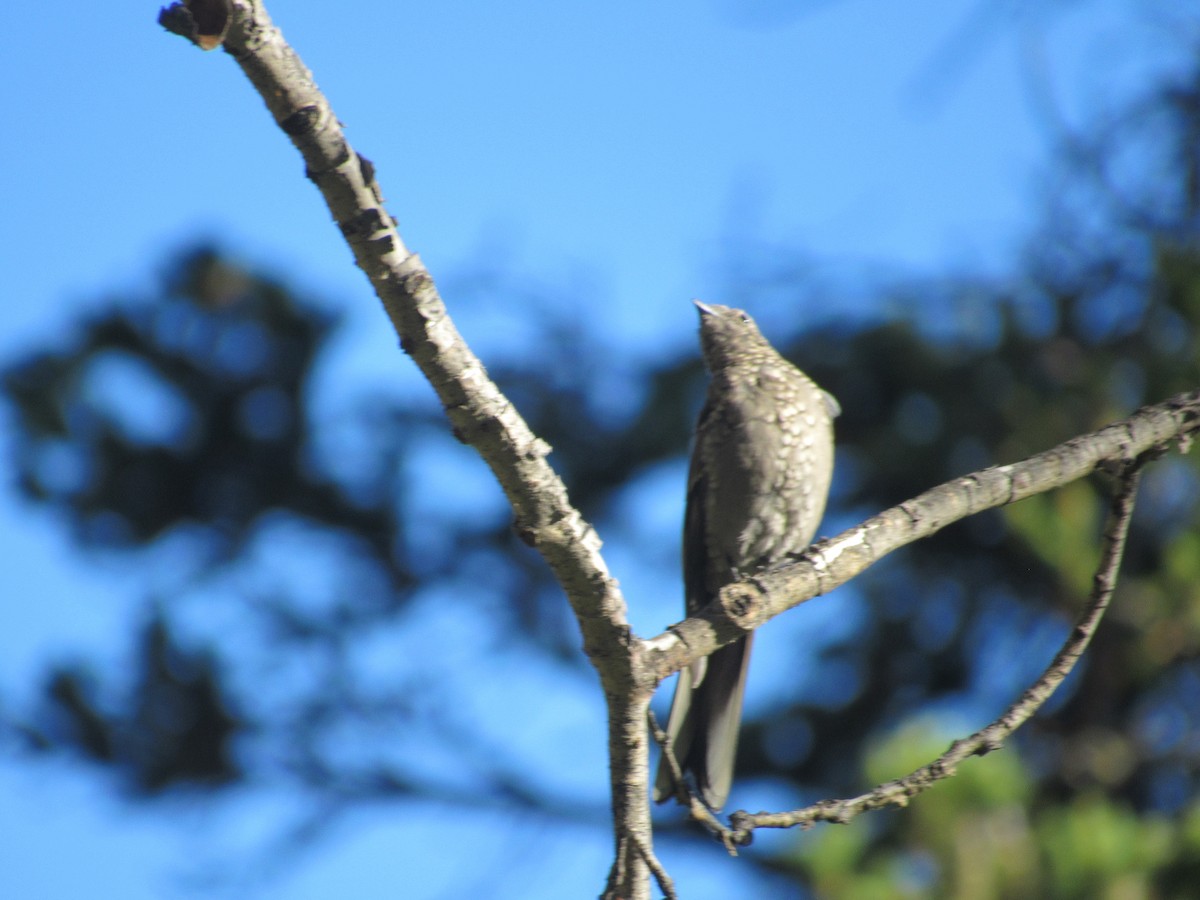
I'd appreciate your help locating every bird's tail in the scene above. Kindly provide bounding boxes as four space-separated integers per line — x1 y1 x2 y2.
652 634 753 811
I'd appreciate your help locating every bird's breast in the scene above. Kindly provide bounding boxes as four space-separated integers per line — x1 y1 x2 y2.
700 368 835 578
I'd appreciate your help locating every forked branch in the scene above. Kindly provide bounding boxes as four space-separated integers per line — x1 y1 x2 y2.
160 5 1198 896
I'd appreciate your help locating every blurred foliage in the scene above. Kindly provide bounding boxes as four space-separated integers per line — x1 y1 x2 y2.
798 721 1200 900
4 16 1200 900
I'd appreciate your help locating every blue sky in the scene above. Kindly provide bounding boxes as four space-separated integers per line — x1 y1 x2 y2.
0 1 1169 897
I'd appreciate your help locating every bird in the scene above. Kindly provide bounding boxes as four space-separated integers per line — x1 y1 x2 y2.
653 302 838 811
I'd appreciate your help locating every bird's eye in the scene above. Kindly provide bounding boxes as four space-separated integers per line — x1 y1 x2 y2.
738 313 750 324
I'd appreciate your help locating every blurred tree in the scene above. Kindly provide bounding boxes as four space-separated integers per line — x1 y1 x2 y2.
4 13 1200 900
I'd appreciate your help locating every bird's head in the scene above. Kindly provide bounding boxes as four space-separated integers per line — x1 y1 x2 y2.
694 301 772 371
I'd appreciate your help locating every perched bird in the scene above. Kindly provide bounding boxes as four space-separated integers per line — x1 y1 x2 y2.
653 302 838 810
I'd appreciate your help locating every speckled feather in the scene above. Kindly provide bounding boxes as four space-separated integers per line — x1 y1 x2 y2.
654 303 838 810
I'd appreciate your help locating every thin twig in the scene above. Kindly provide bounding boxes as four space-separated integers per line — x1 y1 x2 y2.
645 711 685 804
726 462 1145 844
646 711 741 853
632 831 679 900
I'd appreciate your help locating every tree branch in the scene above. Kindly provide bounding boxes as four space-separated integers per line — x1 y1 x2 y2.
647 710 743 852
161 3 652 893
723 459 1145 843
644 390 1200 683
162 0 631 662
161 4 1200 894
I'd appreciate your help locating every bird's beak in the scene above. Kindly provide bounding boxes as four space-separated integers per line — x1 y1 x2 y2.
694 300 715 317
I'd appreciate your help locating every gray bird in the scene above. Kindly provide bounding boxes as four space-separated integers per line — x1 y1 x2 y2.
653 302 838 810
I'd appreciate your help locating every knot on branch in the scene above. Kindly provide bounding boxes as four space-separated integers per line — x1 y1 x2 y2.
281 104 322 136
720 582 762 628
